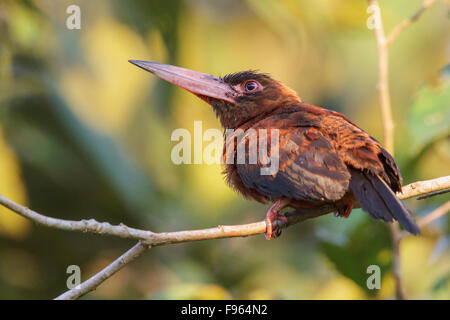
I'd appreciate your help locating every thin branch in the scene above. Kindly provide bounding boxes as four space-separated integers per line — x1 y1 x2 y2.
368 17 399 303
398 176 450 200
368 0 439 300
389 223 407 299
369 0 394 153
385 0 437 47
55 242 149 300
0 194 156 242
417 189 450 200
52 210 332 299
417 200 450 228
400 201 450 239
0 177 448 246
369 0 402 298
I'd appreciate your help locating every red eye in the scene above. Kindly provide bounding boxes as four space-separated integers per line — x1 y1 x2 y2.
244 80 260 92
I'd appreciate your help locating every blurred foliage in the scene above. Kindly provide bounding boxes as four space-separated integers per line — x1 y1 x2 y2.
408 71 449 155
320 216 392 297
0 0 448 299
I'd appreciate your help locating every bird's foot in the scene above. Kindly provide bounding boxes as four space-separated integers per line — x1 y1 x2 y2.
265 199 289 240
334 204 353 218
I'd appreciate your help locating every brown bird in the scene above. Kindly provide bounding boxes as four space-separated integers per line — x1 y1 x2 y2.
129 60 420 239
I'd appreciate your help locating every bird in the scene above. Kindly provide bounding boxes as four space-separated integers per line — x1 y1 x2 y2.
129 60 420 240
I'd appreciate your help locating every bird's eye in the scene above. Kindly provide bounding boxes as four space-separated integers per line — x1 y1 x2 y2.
243 80 261 93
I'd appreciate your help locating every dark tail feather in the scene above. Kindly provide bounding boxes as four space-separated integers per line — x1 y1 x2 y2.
349 169 420 235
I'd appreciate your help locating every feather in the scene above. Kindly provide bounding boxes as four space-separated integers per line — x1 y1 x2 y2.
349 169 420 235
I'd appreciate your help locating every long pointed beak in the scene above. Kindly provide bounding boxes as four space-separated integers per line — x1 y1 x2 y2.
129 60 236 103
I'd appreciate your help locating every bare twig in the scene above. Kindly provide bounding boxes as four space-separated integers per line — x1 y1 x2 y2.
389 224 407 299
369 0 401 298
55 242 149 300
0 194 156 242
368 0 439 300
417 189 450 200
417 201 450 228
1 177 448 246
385 0 437 47
369 0 394 153
398 176 450 200
400 201 450 239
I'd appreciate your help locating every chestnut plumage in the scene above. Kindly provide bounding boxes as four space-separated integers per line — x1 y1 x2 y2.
129 60 420 239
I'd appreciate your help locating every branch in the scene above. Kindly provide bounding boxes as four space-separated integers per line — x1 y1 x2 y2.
0 194 156 242
417 189 450 200
0 176 448 246
368 0 439 300
389 223 406 299
368 0 394 153
369 0 402 299
1 176 449 299
55 242 149 300
385 0 437 47
397 176 450 200
417 200 450 229
399 201 450 239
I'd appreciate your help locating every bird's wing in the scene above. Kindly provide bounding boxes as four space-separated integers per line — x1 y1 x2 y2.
349 168 420 234
231 126 351 202
319 111 403 192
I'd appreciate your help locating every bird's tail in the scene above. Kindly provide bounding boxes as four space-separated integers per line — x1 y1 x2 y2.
349 169 420 235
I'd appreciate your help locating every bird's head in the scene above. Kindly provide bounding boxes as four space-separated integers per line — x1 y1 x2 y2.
129 60 301 129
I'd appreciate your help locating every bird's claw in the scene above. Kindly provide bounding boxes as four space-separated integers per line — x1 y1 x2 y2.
334 204 353 219
265 211 288 240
